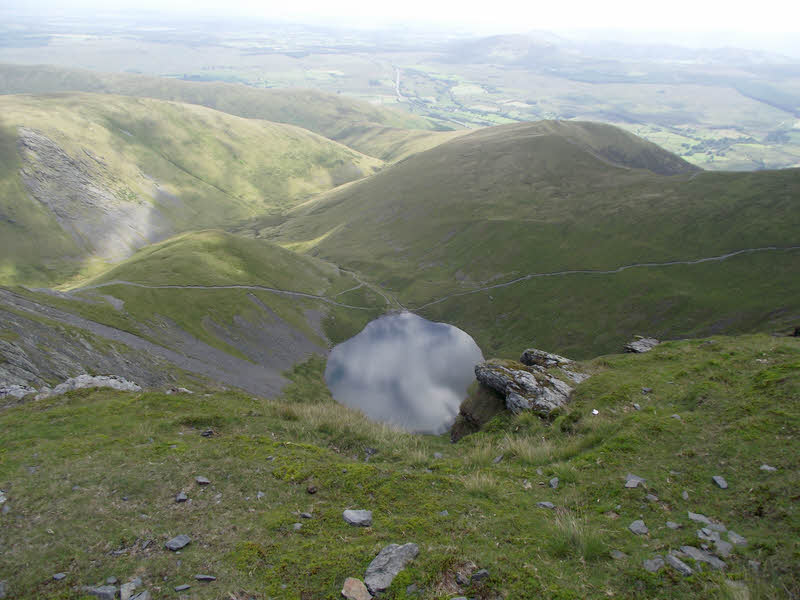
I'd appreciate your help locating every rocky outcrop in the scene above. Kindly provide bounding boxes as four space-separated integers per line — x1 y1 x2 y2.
475 360 573 415
624 337 660 353
0 384 36 400
520 348 573 368
36 374 141 399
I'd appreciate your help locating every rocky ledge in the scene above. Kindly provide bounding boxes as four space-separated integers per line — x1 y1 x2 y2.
475 359 573 415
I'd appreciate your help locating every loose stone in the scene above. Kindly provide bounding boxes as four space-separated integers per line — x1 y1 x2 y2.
53 573 66 581
174 584 190 592
165 534 191 551
665 554 693 576
537 501 555 509
343 509 372 527
629 520 649 535
549 477 559 489
643 557 665 573
688 511 711 525
195 476 210 485
175 492 188 503
194 575 216 581
666 521 681 530
341 577 372 600
680 545 727 570
471 569 489 582
760 464 777 472
82 586 117 600
625 474 646 488
293 523 303 531
728 531 747 546
610 549 628 560
712 475 728 489
300 512 313 519
364 543 419 594
645 493 659 502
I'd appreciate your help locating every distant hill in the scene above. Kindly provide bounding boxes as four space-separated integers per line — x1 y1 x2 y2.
0 92 381 285
0 63 453 161
266 120 800 357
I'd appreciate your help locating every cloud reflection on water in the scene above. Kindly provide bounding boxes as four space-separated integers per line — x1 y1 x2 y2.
324 312 484 434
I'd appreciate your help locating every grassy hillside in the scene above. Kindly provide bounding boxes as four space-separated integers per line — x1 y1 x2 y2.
0 64 448 160
33 231 385 357
265 120 800 357
0 92 382 286
0 333 797 598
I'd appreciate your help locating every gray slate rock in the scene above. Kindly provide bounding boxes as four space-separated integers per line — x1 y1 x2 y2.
643 556 665 573
688 511 711 525
629 520 649 535
624 337 659 353
43 374 141 399
0 581 5 599
537 501 555 509
0 384 36 400
728 531 747 546
433 452 443 459
712 475 728 489
300 512 313 519
549 477 559 489
715 538 733 558
625 473 646 488
165 534 191 551
520 348 573 368
682 490 689 500
195 476 211 485
174 584 190 591
665 554 693 576
760 464 777 472
641 387 653 394
343 509 372 527
106 577 118 585
680 545 727 570
475 360 572 416
364 543 419 594
645 493 659 502
175 491 188 503
53 573 66 581
194 574 216 581
120 581 138 600
83 585 117 600
666 521 681 530
610 549 628 560
130 593 151 600
293 522 303 531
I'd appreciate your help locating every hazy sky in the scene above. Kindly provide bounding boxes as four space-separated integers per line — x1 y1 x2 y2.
9 0 800 34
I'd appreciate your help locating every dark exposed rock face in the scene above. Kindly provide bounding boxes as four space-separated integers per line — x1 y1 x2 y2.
475 360 572 415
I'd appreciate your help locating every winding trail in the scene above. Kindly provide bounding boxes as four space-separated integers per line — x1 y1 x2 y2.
411 245 800 311
78 280 379 311
74 245 799 313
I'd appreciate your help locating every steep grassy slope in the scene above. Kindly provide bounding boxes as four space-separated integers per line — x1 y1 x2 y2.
0 333 797 598
0 92 381 285
266 120 800 357
2 231 384 396
0 64 449 161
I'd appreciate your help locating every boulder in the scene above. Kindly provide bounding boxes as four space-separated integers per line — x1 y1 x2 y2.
624 337 660 353
520 348 573 368
364 543 419 594
474 360 572 416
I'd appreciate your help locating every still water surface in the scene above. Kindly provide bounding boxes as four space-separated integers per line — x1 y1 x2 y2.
324 312 484 434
